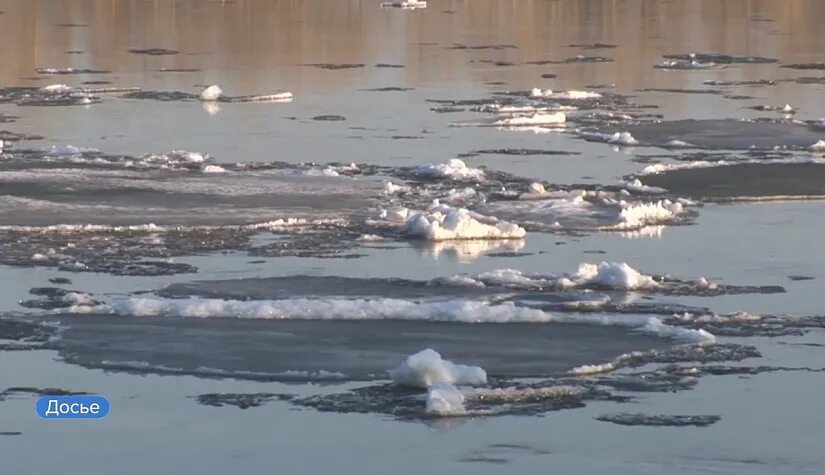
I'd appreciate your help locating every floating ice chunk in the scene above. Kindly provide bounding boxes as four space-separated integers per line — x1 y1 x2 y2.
566 262 658 290
665 139 695 148
553 90 602 100
570 362 616 375
529 182 546 194
403 208 526 241
811 140 825 151
607 132 639 146
425 383 466 416
412 159 485 181
384 181 411 195
43 144 98 156
782 104 795 113
40 84 73 94
443 187 477 203
380 0 427 9
494 112 566 126
379 207 410 221
620 179 666 194
200 85 223 101
643 317 716 344
357 234 386 242
202 165 227 173
531 88 602 100
388 348 487 388
0 139 4 154
616 200 683 229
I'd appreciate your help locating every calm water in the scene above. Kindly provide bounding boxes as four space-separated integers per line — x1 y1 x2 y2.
1 1 824 474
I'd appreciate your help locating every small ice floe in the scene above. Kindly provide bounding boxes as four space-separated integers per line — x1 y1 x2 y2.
200 85 223 101
0 139 4 154
403 205 526 241
201 165 227 174
782 104 795 114
561 261 658 290
811 140 825 151
389 348 487 388
380 0 427 9
411 159 485 181
493 112 566 126
569 362 616 376
654 60 720 70
580 131 639 146
664 139 696 148
620 179 667 194
39 84 74 94
643 317 716 344
389 349 485 417
616 200 683 230
530 88 602 100
384 181 411 195
608 131 639 146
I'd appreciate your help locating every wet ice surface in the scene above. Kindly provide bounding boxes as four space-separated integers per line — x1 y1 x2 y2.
3 0 825 473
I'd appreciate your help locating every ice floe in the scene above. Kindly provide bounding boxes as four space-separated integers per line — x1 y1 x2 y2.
403 206 526 241
389 348 487 388
380 0 427 9
68 297 554 323
530 88 603 100
411 159 485 181
200 85 223 101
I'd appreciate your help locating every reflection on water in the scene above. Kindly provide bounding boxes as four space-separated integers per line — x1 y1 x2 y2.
2 0 825 91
